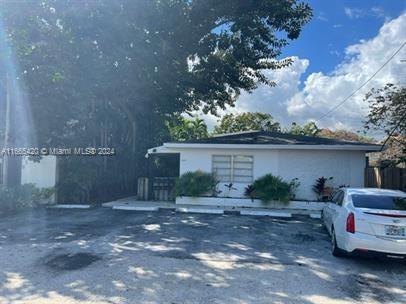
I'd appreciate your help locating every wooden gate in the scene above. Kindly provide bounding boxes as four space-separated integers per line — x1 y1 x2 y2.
365 167 406 191
152 177 176 201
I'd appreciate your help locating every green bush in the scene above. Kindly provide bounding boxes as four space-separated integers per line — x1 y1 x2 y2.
174 171 218 197
244 184 255 198
289 177 301 200
0 184 55 213
250 174 291 203
312 176 334 201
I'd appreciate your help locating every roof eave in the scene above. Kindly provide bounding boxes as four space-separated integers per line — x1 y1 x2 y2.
163 142 381 151
145 145 180 157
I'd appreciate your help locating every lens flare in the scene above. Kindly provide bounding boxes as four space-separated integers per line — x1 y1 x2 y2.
0 17 37 149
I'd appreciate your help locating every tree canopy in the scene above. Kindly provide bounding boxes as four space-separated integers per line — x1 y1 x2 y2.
364 84 406 166
288 121 319 136
213 112 281 134
364 84 405 139
317 129 374 143
0 0 312 147
287 121 374 142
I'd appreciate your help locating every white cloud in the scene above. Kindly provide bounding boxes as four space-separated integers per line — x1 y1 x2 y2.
329 50 340 57
317 12 328 22
199 56 309 130
344 6 386 19
286 13 406 132
200 13 406 136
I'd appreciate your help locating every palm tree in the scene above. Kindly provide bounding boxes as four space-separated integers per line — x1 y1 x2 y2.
169 117 208 141
188 117 208 139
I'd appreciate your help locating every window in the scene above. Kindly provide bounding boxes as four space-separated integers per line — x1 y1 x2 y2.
336 192 344 206
332 191 344 206
212 155 232 182
331 191 340 203
351 195 406 210
233 155 254 183
212 155 253 183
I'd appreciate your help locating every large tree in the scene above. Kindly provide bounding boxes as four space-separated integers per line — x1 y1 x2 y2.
213 112 281 134
364 84 406 166
0 0 312 201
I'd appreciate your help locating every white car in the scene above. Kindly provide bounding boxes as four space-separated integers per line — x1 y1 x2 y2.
323 188 406 259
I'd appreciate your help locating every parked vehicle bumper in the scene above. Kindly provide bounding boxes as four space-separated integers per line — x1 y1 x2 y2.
340 231 406 255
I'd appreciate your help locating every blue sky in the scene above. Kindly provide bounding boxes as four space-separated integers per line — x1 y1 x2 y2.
283 0 406 79
203 1 406 137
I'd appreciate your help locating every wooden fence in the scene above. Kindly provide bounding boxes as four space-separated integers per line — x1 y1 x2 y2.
137 177 176 201
0 157 2 185
152 177 176 201
365 167 406 192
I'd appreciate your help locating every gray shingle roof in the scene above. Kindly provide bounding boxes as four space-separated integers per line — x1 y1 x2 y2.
172 131 380 147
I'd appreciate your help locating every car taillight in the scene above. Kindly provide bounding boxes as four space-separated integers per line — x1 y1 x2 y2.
346 212 355 233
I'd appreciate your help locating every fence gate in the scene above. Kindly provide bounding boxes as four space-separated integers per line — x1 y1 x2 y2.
152 177 176 201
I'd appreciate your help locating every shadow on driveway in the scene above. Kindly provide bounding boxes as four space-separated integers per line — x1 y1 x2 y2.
0 208 405 304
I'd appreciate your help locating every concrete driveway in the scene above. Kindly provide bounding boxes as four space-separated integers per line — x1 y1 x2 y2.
0 208 405 304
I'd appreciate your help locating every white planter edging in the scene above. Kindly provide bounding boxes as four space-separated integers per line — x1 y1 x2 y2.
176 196 326 211
112 206 159 211
50 204 91 209
240 210 291 217
176 207 224 215
177 196 261 207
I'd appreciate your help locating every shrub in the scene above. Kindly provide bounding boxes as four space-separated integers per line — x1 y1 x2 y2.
174 171 218 197
289 178 301 200
250 174 291 203
0 184 55 213
244 184 255 199
312 176 334 201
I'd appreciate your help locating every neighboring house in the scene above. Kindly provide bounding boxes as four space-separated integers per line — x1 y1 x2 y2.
147 131 381 201
21 156 57 188
0 155 57 189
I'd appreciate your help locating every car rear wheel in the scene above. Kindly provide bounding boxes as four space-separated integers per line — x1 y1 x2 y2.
331 228 345 257
321 211 328 232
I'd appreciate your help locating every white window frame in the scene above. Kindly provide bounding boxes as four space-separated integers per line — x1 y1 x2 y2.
212 155 253 183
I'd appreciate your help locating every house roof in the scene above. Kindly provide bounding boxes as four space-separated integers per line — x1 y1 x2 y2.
169 131 381 147
146 131 381 156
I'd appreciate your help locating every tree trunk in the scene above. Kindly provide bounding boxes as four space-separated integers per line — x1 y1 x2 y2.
2 73 22 187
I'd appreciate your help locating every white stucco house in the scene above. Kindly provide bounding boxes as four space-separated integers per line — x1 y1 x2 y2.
0 155 57 189
21 156 57 188
147 131 381 201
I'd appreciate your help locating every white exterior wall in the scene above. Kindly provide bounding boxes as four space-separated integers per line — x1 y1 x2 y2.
21 156 57 188
176 148 366 200
276 150 365 200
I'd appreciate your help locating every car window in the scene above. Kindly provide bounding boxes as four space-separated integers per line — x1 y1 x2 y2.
351 195 406 210
331 191 341 203
336 192 344 206
331 191 344 206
